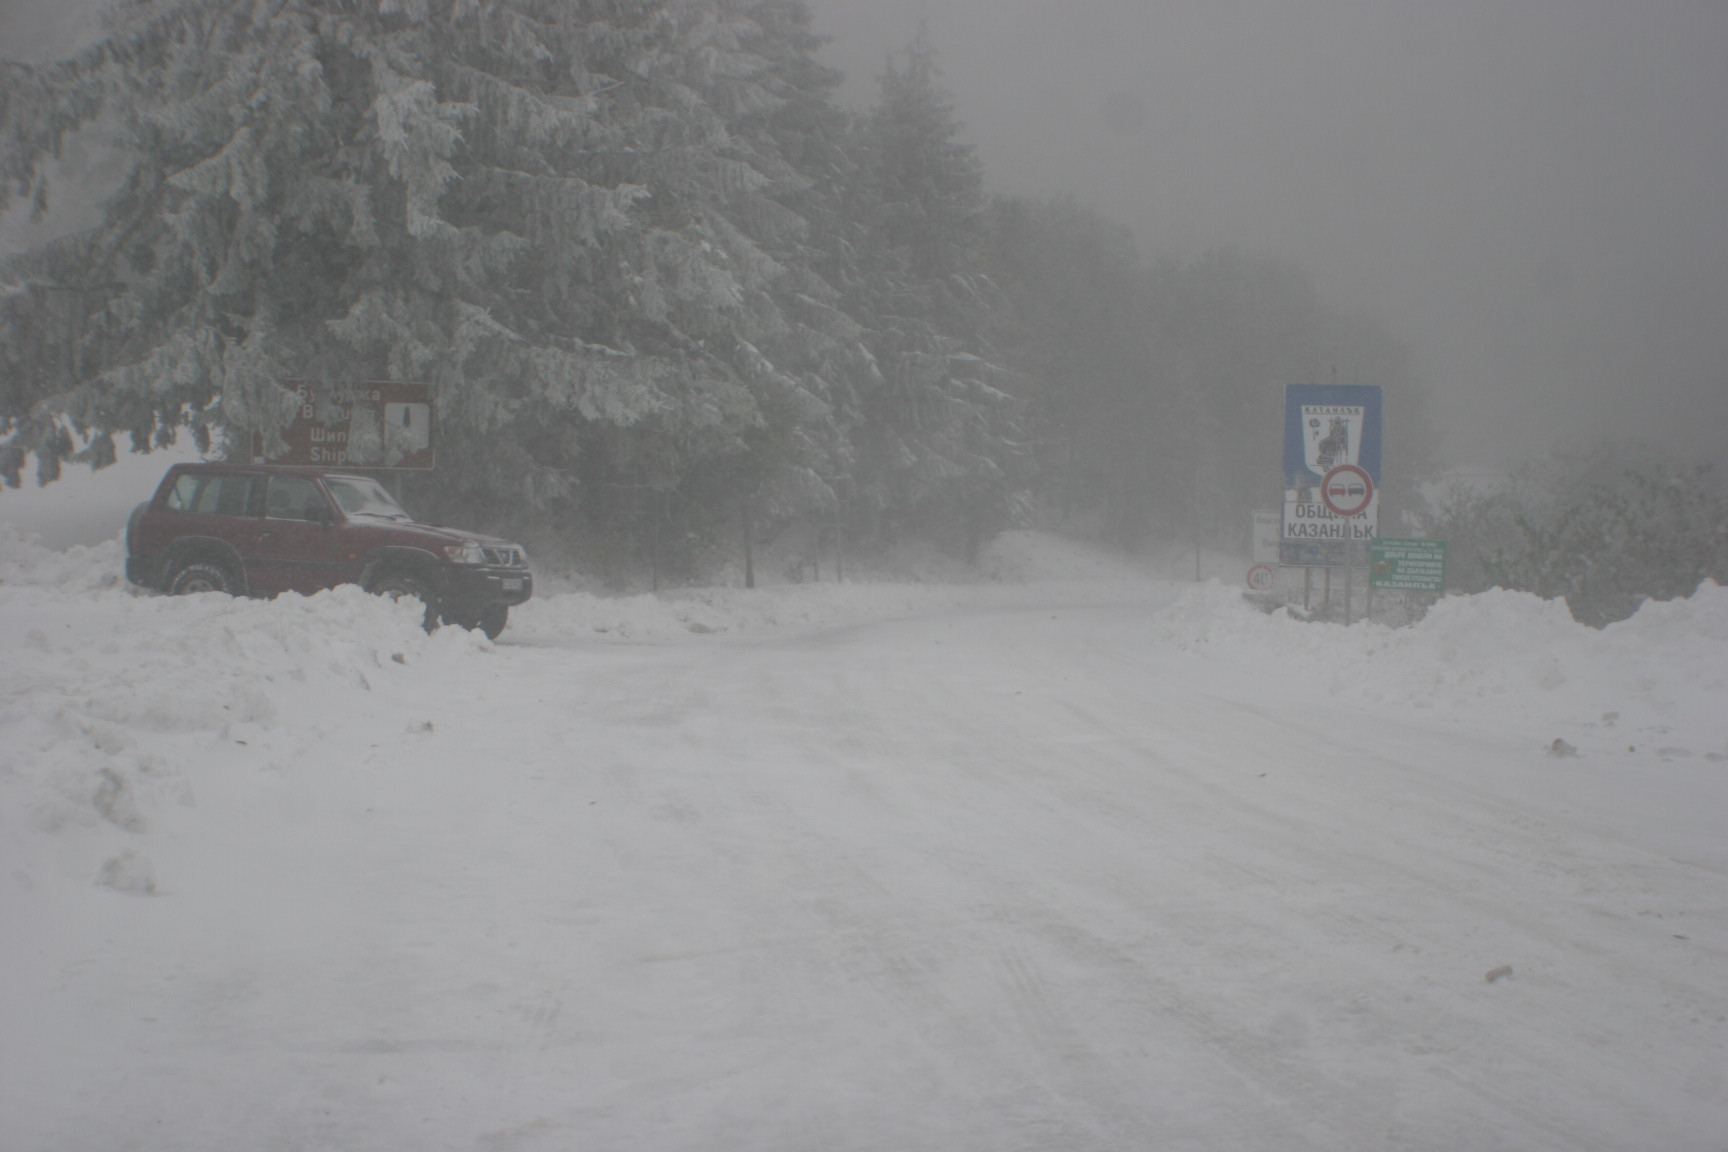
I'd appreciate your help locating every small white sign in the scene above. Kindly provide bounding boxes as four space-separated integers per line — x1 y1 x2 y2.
384 403 432 450
1252 510 1282 565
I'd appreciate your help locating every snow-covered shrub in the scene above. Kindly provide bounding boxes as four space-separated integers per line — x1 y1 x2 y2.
1423 452 1728 626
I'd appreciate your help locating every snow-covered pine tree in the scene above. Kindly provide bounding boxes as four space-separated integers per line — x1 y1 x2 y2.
681 0 869 569
0 0 843 561
840 33 1022 557
550 0 870 581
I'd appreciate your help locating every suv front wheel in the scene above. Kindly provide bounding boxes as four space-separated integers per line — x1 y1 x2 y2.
475 605 508 641
368 569 438 631
443 603 509 640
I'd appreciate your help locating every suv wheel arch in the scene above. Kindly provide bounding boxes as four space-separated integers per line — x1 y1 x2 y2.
360 549 444 592
167 559 239 596
162 540 249 596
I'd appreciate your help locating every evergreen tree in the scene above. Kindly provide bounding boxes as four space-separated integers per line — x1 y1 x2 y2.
0 0 841 555
645 0 865 577
983 195 1160 545
841 33 1021 557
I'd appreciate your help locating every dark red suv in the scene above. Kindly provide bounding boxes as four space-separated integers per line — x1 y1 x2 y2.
125 463 531 638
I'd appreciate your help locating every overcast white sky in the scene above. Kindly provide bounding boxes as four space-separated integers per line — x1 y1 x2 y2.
805 0 1728 470
3 0 1724 470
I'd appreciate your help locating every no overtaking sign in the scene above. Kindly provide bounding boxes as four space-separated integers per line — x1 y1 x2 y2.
1320 464 1373 517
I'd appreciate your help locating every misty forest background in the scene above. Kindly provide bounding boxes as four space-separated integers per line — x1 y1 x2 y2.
2 0 1722 617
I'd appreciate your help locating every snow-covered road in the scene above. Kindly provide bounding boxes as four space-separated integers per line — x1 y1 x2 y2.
3 533 1725 1150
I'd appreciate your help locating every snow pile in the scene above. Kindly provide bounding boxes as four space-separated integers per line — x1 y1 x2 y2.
7 523 1723 760
0 564 483 893
0 522 132 594
1147 577 1728 757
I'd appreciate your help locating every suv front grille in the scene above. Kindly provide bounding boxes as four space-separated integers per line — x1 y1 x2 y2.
482 546 527 568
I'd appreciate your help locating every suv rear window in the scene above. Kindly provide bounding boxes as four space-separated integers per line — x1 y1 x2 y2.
166 472 256 517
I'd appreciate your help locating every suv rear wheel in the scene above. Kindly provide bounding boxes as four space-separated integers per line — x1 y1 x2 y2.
168 561 236 596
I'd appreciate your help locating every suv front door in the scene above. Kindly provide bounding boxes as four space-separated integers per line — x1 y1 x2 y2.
248 475 346 596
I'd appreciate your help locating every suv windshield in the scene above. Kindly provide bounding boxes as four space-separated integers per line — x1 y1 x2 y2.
324 475 410 520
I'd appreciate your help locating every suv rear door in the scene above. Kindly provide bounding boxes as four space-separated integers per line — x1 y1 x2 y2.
144 470 262 585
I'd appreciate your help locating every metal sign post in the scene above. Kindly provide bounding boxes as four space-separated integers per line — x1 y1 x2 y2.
1280 384 1383 619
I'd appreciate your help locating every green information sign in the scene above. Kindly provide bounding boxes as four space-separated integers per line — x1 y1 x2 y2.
1370 538 1447 592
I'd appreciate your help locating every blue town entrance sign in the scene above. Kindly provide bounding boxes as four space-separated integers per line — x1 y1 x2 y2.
1283 384 1382 487
1281 384 1383 567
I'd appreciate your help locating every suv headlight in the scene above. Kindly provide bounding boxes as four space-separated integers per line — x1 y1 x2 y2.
444 541 487 565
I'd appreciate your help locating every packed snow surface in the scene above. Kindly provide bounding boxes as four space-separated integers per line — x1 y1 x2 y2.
2 519 1725 1150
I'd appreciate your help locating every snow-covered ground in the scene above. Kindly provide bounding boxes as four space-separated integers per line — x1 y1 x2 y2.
2 471 1726 1150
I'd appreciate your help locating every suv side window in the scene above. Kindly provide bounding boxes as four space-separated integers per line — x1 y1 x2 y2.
265 476 326 522
166 473 256 517
165 474 200 511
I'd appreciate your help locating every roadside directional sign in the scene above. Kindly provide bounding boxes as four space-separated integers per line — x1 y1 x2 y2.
252 380 436 470
1370 538 1447 592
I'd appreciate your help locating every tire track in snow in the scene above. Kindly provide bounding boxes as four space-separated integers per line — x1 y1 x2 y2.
758 605 1727 1150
